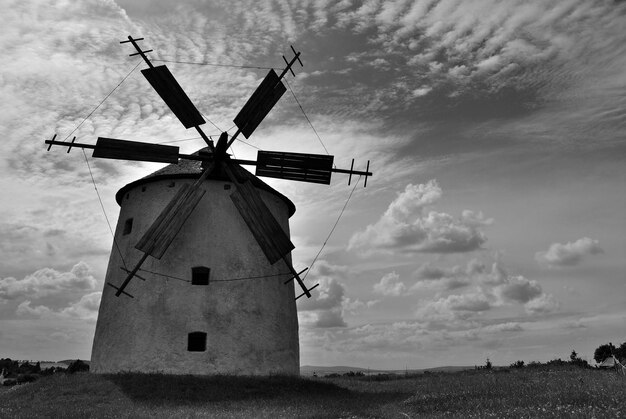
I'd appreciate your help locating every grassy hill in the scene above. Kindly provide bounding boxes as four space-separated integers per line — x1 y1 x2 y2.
1 366 625 418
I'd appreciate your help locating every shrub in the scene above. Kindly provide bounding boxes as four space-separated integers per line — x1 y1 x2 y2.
510 360 525 369
17 374 38 384
67 360 89 374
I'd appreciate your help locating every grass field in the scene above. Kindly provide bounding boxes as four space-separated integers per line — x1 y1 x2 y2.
1 366 624 418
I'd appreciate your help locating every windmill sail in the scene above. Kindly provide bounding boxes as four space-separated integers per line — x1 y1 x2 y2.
135 162 214 259
141 65 206 129
224 163 294 264
256 151 334 184
92 137 180 163
233 69 286 138
135 183 206 259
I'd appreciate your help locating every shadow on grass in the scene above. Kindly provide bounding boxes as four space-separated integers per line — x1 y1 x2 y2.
105 373 350 403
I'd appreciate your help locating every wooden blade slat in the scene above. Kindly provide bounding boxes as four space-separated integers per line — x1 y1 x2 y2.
135 183 206 259
141 65 206 129
233 69 286 138
92 137 180 163
255 169 332 184
228 174 294 265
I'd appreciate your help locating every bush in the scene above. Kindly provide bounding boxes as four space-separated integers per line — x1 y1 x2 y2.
545 358 567 367
67 360 89 374
510 360 525 369
16 374 38 384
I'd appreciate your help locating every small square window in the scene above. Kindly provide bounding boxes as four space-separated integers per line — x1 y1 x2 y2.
191 267 210 285
188 332 207 352
142 186 147 192
168 181 176 188
224 184 231 190
122 218 133 236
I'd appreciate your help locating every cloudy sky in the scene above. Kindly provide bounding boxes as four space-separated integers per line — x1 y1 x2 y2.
1 0 624 368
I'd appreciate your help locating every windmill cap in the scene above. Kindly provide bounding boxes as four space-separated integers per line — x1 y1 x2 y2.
115 148 296 216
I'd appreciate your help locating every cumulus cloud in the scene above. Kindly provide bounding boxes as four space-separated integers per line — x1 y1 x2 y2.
411 255 558 326
349 181 492 255
524 293 559 315
494 276 543 304
297 277 347 328
0 262 98 302
17 291 101 321
416 288 494 325
298 262 350 328
298 259 377 328
535 237 603 267
373 271 406 296
410 261 475 291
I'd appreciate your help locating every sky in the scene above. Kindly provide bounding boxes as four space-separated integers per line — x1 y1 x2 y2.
0 0 624 369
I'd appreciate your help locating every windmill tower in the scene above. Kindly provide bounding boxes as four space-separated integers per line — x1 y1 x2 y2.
46 36 372 375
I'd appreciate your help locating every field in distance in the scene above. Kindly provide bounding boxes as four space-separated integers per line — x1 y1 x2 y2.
300 365 474 376
1 365 625 418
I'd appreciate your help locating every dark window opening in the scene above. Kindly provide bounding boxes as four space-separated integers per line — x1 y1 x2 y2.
125 193 130 200
122 218 133 236
168 181 176 188
191 266 210 285
223 184 231 190
141 186 147 192
188 332 207 352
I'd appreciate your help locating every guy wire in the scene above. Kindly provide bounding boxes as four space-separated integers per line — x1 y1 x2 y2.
302 175 361 282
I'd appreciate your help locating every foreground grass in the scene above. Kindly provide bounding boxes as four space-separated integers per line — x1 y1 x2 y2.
0 366 624 418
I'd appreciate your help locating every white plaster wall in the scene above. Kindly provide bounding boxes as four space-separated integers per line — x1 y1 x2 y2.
91 176 299 375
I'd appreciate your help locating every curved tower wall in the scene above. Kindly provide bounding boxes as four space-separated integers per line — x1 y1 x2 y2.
91 176 299 375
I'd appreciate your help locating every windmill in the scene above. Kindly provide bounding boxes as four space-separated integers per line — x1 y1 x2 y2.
46 36 372 375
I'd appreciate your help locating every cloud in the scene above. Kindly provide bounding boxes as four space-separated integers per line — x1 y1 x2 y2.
373 271 406 296
483 322 523 333
410 261 475 291
349 180 492 255
16 291 101 321
298 259 376 328
416 288 494 325
0 262 98 302
411 254 559 326
298 273 348 328
535 237 604 267
494 276 543 304
524 293 559 315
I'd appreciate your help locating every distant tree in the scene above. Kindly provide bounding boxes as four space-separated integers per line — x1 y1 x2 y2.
569 350 590 369
485 358 492 370
594 343 616 363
